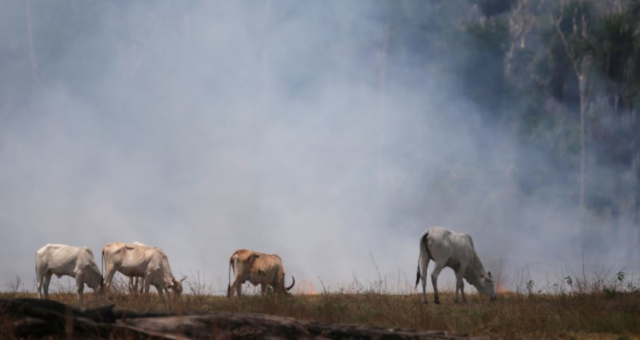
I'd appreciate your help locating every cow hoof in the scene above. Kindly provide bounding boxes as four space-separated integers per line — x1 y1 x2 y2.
434 300 440 305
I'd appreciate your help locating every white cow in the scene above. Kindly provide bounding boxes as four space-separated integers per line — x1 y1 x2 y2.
415 226 496 304
102 242 186 297
228 249 295 297
35 244 104 300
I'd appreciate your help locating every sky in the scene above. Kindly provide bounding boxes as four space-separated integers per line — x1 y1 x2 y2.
1 1 638 295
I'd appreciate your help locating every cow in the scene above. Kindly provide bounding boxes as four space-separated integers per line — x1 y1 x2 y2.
415 226 496 304
125 241 177 295
35 244 104 300
102 242 186 297
227 249 295 297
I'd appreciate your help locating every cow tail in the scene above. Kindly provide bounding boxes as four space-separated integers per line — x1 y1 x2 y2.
227 255 234 296
101 249 105 279
415 230 430 288
415 259 420 288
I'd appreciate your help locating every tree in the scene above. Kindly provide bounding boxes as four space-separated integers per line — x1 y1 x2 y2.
460 18 511 122
581 11 640 226
550 0 595 211
473 0 515 18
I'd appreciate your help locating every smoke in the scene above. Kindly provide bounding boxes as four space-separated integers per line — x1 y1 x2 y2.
1 1 637 295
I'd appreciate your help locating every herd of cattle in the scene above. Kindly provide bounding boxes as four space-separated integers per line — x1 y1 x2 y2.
34 226 496 304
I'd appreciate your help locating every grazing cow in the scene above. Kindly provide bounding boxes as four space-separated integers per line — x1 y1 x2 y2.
35 244 104 300
415 226 496 304
102 242 186 297
227 249 295 297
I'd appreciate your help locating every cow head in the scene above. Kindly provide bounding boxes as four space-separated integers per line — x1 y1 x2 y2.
168 276 187 296
85 269 105 294
96 276 106 295
478 271 496 300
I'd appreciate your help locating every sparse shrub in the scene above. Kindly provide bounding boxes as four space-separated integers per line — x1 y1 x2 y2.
616 271 626 291
603 286 616 299
186 271 215 296
7 276 23 293
526 279 535 295
565 276 573 288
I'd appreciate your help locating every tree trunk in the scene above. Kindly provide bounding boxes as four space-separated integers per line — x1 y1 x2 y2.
377 24 389 191
578 72 587 212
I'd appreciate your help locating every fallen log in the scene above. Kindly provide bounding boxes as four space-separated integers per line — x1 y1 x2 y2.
0 298 485 339
0 298 150 339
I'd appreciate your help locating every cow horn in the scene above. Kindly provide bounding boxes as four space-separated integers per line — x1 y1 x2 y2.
179 276 187 282
286 275 295 291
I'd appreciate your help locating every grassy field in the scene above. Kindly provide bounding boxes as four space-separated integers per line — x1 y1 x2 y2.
2 286 639 339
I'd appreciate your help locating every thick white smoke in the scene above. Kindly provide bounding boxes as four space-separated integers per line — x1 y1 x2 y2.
1 1 637 295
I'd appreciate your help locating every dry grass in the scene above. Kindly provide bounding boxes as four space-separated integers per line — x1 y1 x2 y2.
4 273 640 338
3 286 639 339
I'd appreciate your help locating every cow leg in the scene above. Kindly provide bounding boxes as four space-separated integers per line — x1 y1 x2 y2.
458 280 466 303
133 277 144 294
235 279 244 297
129 276 142 295
36 274 45 299
419 256 430 304
143 276 152 294
128 277 136 294
430 263 445 304
103 266 118 294
155 284 165 299
76 276 85 301
228 279 241 297
455 267 467 303
42 273 53 299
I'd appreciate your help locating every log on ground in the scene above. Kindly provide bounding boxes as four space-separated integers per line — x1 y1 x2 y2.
0 298 484 339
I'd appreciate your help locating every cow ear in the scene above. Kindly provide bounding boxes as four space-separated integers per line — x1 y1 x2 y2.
487 271 492 278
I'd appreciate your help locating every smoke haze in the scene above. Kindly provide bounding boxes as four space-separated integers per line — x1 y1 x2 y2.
1 1 637 294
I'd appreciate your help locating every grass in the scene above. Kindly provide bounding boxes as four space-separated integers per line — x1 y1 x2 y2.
3 275 640 339
3 291 640 338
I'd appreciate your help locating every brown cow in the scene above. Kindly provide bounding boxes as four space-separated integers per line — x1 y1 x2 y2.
227 249 295 297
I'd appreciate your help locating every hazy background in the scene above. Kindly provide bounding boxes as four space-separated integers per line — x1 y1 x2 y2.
1 1 638 294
